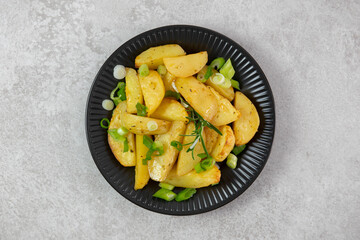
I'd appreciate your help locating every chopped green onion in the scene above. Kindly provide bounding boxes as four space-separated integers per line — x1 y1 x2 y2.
123 138 129 152
231 79 240 90
143 135 153 149
210 73 226 85
139 64 149 77
232 145 246 155
100 118 110 129
110 82 126 105
194 162 204 173
219 78 232 89
152 141 164 156
117 126 129 136
108 129 126 142
142 149 154 165
159 182 175 190
201 156 215 170
175 188 197 202
171 141 183 151
136 102 147 116
147 121 158 131
211 182 219 186
102 99 114 111
113 65 126 79
220 59 235 79
157 65 167 76
204 66 213 80
197 153 208 159
209 57 225 70
153 188 177 201
226 153 238 169
165 90 180 100
197 71 207 83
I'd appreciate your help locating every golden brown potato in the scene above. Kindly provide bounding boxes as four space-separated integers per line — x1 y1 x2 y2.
211 125 235 162
164 51 208 78
233 92 260 145
150 98 188 122
148 121 186 181
198 66 235 101
162 71 176 92
208 86 241 126
164 166 221 188
175 76 218 123
108 102 136 167
177 122 206 176
204 127 219 154
125 68 143 113
139 70 165 116
135 44 186 69
134 135 150 190
122 112 171 135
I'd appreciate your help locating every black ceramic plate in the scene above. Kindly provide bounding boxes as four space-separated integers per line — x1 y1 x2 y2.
86 25 275 215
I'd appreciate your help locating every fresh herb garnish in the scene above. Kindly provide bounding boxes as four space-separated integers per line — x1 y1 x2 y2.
136 102 147 116
110 82 126 105
142 136 164 165
164 90 181 100
170 140 183 151
232 145 246 155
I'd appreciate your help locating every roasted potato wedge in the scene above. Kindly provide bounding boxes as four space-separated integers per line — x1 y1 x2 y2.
139 70 165 116
233 92 260 145
135 44 186 69
175 76 218 122
164 51 208 78
150 98 188 122
177 122 206 176
211 125 235 162
204 127 219 154
162 71 176 92
122 113 171 135
125 68 143 113
198 66 235 101
148 121 186 181
108 102 136 166
164 166 221 188
134 135 150 190
208 86 241 126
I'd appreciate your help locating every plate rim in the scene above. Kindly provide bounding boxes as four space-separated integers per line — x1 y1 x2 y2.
85 24 276 216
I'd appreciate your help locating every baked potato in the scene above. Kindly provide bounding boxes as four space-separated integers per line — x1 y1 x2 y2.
122 112 171 135
125 68 143 113
164 51 208 78
134 135 150 190
150 98 188 122
211 125 235 162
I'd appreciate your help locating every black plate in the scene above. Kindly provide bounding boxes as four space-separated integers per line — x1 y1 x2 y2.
86 25 275 215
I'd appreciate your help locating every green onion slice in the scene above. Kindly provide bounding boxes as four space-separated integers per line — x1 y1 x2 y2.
197 72 207 83
231 79 240 90
159 182 175 190
110 82 126 105
175 188 197 202
197 153 208 159
204 66 213 80
232 145 246 155
194 162 204 173
157 65 167 76
200 157 215 170
153 141 164 156
164 90 180 100
171 141 183 151
143 135 153 149
153 188 177 201
209 57 225 70
219 59 235 79
107 129 126 142
117 126 129 136
226 153 238 169
100 118 110 129
139 64 149 77
136 102 147 116
123 138 129 153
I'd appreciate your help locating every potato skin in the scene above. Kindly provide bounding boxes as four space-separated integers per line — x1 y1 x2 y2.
139 70 165 116
233 92 260 145
135 44 186 69
122 112 171 135
134 135 150 190
108 102 136 167
164 51 208 78
175 76 219 123
125 68 143 114
198 66 235 101
148 121 186 182
211 125 235 162
150 98 188 122
164 166 221 188
204 127 219 154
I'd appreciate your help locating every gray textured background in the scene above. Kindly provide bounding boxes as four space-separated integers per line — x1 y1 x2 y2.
1 0 359 239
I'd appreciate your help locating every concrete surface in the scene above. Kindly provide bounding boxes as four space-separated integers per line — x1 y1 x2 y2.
1 0 359 239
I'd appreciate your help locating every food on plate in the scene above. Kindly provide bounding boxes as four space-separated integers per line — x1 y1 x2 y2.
233 92 260 145
101 45 260 201
135 44 186 69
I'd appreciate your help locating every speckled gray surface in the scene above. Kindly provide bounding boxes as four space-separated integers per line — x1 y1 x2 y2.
1 0 359 239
